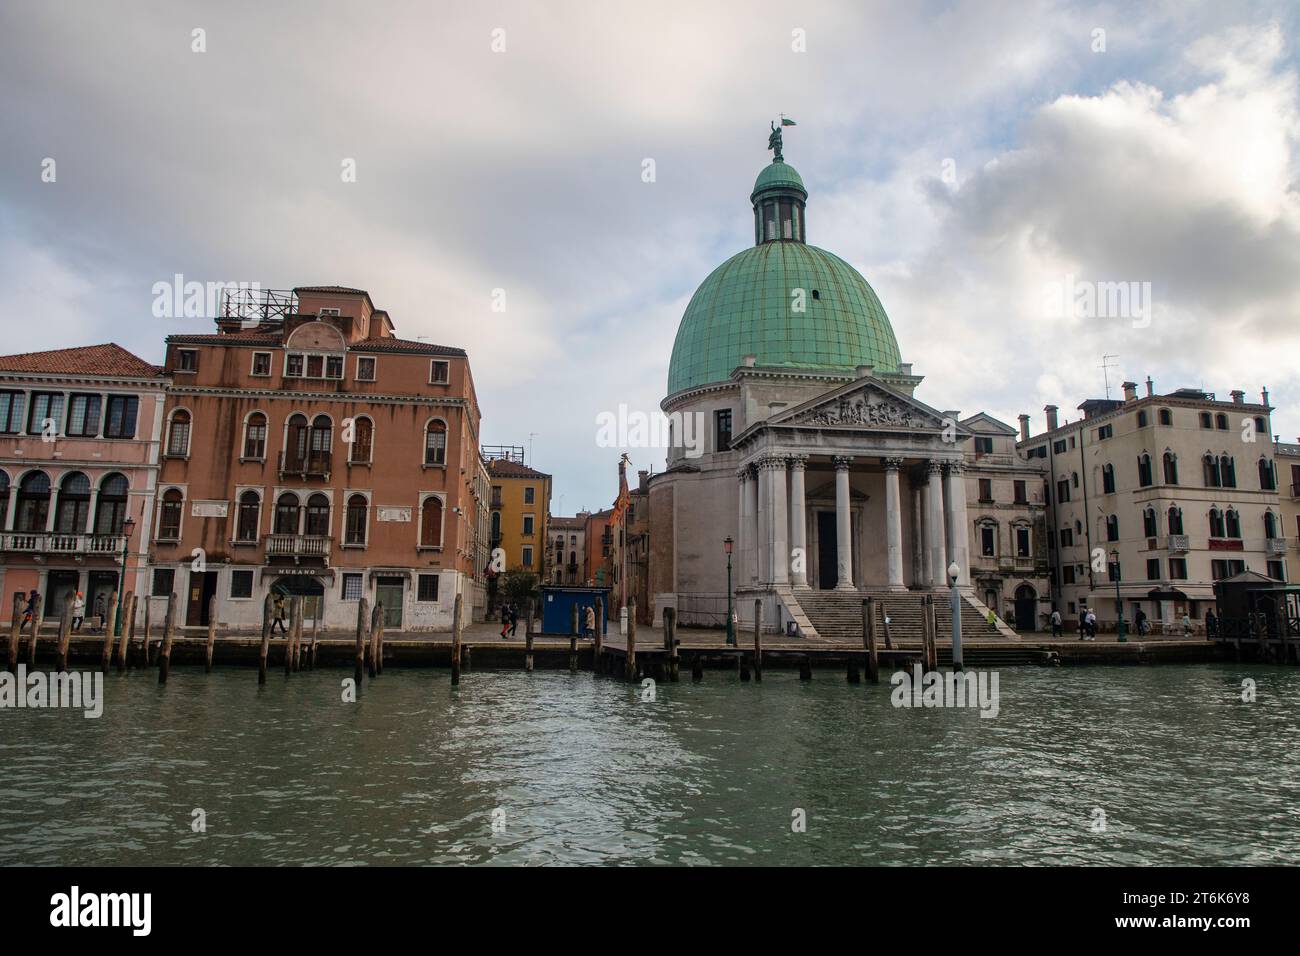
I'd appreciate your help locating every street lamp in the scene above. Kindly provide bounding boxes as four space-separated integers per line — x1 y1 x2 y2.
115 515 136 635
724 536 735 646
1110 547 1126 642
947 561 963 671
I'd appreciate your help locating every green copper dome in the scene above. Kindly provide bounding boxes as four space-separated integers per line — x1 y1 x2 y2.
667 151 901 396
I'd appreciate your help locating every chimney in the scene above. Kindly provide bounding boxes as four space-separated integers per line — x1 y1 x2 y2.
1122 381 1137 402
1145 376 1154 398
638 470 649 494
1231 389 1245 404
1018 414 1031 442
1262 387 1270 406
1045 404 1059 431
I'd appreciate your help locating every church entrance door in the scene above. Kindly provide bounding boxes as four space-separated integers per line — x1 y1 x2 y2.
816 511 837 589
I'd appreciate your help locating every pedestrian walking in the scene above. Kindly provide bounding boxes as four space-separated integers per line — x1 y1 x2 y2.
93 593 106 634
1205 608 1217 639
509 604 519 637
72 591 85 633
1135 607 1148 636
272 594 288 636
1049 607 1062 638
1084 607 1097 640
583 604 596 640
500 603 512 640
21 589 39 628
1182 612 1193 637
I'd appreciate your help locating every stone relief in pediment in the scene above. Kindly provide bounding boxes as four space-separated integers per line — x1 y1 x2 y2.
786 387 937 429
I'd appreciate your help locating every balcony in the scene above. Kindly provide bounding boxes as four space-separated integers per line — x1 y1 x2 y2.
1164 534 1190 552
278 450 331 480
1267 538 1288 555
265 534 331 562
0 532 127 556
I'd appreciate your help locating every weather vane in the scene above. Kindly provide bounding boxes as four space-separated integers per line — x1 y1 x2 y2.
768 115 797 162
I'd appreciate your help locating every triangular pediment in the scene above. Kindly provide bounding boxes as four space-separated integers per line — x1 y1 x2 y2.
766 377 960 434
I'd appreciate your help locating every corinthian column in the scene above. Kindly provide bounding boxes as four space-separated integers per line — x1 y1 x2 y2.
744 464 759 584
926 459 948 589
736 467 750 588
788 456 809 588
765 456 789 585
755 460 770 584
883 457 906 591
944 461 972 588
833 456 855 590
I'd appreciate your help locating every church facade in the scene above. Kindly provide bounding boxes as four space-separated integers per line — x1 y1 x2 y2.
647 136 1049 637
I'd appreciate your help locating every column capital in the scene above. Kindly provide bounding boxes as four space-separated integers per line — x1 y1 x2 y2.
788 454 809 471
832 455 854 471
758 455 788 472
736 466 751 484
926 459 945 477
882 456 904 472
944 460 966 476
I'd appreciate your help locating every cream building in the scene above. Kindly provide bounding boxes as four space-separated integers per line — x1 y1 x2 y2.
1274 440 1300 584
1018 381 1286 633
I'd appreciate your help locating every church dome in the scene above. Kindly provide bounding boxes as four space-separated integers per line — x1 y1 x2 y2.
666 152 901 396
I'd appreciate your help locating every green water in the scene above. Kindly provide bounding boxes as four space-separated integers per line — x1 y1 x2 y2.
1 664 1297 865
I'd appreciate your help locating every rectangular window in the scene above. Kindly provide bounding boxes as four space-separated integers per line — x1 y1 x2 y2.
152 568 175 597
430 360 450 384
28 392 65 435
1056 478 1070 503
523 515 535 535
1053 439 1067 454
326 356 344 379
102 395 138 438
1060 528 1073 547
974 436 993 454
1013 480 1026 504
978 478 993 501
342 573 363 601
1097 424 1113 440
286 354 304 377
229 569 254 599
251 352 271 376
522 546 533 568
1169 558 1188 580
176 349 198 372
417 574 439 602
306 355 324 378
981 526 995 557
1063 565 1076 585
66 394 102 436
1016 528 1030 557
715 409 733 452
1102 467 1115 494
356 357 376 381
1267 561 1285 581
1146 558 1161 581
524 487 535 505
0 391 25 433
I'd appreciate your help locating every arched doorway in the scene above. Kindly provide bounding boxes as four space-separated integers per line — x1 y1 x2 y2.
272 575 326 625
1014 583 1038 632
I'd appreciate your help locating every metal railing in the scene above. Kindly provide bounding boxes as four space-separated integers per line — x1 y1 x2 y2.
278 450 331 478
1267 538 1289 555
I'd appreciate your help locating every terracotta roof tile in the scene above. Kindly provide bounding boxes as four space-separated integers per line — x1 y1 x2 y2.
0 343 163 378
351 337 466 356
487 459 550 479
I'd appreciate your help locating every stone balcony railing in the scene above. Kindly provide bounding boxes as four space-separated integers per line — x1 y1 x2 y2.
265 534 332 560
0 532 127 556
1267 538 1288 555
1164 534 1190 552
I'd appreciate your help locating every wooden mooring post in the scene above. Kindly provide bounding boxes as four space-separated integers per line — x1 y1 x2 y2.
258 593 272 685
367 603 381 678
7 593 21 671
450 593 463 685
863 598 880 684
310 614 320 669
881 604 894 650
26 600 42 667
691 651 703 682
56 594 73 672
142 598 153 666
101 590 118 673
569 603 579 672
624 598 637 681
664 607 679 682
158 592 176 684
752 599 763 683
287 597 302 677
799 654 813 681
117 592 134 673
374 608 385 675
922 595 938 672
204 595 217 673
354 597 368 685
524 598 535 673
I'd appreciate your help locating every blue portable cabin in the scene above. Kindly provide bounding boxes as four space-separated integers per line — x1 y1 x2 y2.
539 586 611 635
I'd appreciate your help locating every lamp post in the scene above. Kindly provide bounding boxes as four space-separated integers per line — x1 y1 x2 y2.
115 515 136 636
948 561 963 671
1110 547 1126 642
724 536 735 646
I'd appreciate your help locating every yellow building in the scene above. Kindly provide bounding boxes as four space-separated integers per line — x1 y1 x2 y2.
486 452 552 576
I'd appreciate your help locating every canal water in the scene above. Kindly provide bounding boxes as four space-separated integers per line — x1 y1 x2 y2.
2 664 1297 865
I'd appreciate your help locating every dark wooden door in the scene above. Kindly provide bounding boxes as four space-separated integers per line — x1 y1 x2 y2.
817 511 837 590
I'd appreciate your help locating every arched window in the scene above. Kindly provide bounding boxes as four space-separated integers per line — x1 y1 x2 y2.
243 412 267 460
305 493 330 537
0 471 8 526
1159 408 1172 426
158 488 183 539
1137 453 1152 487
490 511 501 540
167 409 191 457
424 420 447 466
1106 514 1119 542
1209 507 1225 538
1167 506 1184 535
274 493 300 535
569 550 576 565
94 473 129 534
420 495 444 548
1264 511 1278 539
1225 508 1241 539
1254 416 1268 437
1102 463 1115 494
1163 451 1178 485
286 414 309 469
309 416 331 470
236 491 261 542
16 472 51 532
1203 454 1220 488
345 494 367 545
1137 410 1148 428
1258 457 1276 490
1071 471 1079 488
54 472 91 533
1220 455 1236 488
1143 508 1157 537
350 417 373 464
1215 413 1228 430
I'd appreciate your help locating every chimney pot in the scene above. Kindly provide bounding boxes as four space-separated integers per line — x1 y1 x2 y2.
1017 414 1031 442
1045 404 1059 431
1122 381 1137 402
1145 376 1154 397
1231 390 1245 404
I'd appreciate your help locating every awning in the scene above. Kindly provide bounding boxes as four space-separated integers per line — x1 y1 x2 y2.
1148 588 1189 601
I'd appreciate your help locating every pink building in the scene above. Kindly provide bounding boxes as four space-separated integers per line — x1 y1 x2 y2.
0 344 167 625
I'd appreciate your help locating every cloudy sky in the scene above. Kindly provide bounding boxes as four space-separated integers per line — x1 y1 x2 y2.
2 0 1298 513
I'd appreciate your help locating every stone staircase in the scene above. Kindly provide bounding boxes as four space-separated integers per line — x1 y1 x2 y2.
795 589 1018 645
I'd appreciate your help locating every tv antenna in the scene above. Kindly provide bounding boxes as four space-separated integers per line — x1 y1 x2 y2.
1100 354 1119 400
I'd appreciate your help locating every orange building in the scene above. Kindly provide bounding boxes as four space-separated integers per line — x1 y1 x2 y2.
0 344 167 625
152 286 487 631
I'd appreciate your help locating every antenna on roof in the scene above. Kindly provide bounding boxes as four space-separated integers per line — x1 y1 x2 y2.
1100 354 1119 400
